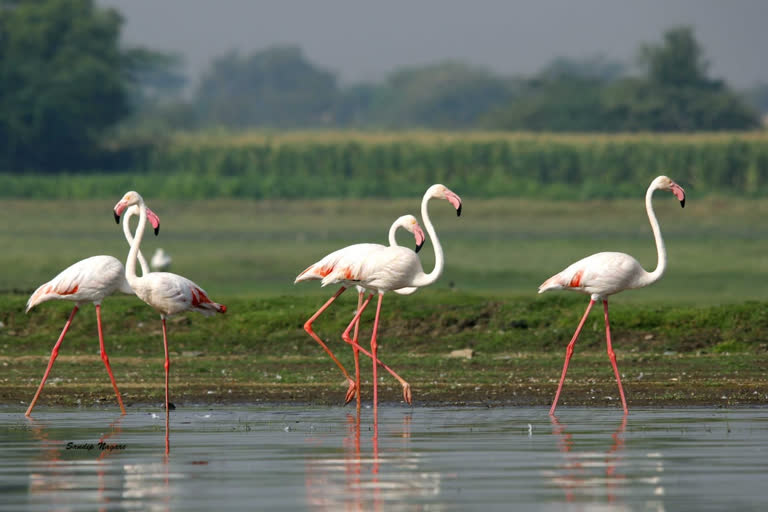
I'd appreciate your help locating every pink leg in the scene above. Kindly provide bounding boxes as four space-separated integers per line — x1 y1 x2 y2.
341 294 412 404
352 290 364 412
303 286 356 403
371 294 383 425
603 300 629 415
550 299 595 416
25 305 79 417
162 316 170 455
96 304 126 415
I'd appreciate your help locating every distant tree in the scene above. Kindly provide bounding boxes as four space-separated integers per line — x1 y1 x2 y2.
195 46 338 128
0 0 171 171
363 61 516 128
481 56 623 131
603 26 760 131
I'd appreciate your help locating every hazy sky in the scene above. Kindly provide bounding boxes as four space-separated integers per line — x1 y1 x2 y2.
99 0 768 88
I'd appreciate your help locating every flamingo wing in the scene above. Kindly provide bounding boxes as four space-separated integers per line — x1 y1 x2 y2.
539 252 647 297
26 256 125 312
296 243 384 285
355 246 424 292
136 273 225 317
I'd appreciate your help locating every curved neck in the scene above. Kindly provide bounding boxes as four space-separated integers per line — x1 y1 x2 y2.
411 193 444 287
126 202 147 285
388 222 399 246
123 211 150 276
643 184 667 285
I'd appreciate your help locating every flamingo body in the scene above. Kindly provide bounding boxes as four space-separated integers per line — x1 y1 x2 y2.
130 272 225 317
538 251 651 299
26 256 131 312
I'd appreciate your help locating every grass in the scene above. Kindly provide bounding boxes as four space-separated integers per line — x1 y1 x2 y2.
1 293 767 408
2 196 767 408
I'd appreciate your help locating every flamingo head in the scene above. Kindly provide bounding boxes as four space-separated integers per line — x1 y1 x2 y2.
427 184 463 216
113 191 161 235
397 214 426 253
653 176 686 208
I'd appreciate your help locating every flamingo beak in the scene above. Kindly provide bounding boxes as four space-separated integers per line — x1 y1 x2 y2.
445 190 462 217
113 200 128 223
414 225 426 253
146 207 161 236
670 182 686 208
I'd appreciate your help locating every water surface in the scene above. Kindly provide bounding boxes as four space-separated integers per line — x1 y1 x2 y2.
1 406 766 511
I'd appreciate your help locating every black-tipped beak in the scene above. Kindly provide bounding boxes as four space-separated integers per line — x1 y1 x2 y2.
456 203 462 217
154 225 160 236
680 198 685 208
114 212 120 224
415 241 424 253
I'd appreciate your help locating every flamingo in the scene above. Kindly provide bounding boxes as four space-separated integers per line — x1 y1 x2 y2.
113 191 226 454
150 248 172 272
538 175 686 415
24 205 158 417
339 184 462 415
295 215 426 407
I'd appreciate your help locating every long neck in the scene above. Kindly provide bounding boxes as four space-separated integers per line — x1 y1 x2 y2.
411 193 444 288
642 184 667 286
126 202 147 285
388 222 399 246
123 211 150 276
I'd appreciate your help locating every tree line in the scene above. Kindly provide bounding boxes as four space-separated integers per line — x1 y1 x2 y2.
0 0 764 173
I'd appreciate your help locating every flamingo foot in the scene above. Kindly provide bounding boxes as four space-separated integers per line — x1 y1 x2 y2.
344 379 357 405
402 382 412 405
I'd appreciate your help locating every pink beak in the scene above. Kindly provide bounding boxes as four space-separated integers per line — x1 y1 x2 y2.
414 225 426 253
113 202 161 235
670 182 686 208
445 190 462 216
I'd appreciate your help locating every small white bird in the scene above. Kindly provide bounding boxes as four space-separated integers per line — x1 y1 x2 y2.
150 248 172 272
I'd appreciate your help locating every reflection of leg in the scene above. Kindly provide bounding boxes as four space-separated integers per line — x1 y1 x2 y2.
353 290 364 412
342 294 412 404
162 316 170 455
603 300 628 415
371 294 382 425
96 304 126 414
26 305 79 417
303 287 356 403
550 299 595 416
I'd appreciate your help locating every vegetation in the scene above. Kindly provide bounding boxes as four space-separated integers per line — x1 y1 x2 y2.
0 0 173 172
2 293 766 407
2 131 768 199
1 196 766 302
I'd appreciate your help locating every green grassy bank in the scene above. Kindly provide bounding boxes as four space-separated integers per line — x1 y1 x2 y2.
2 293 766 408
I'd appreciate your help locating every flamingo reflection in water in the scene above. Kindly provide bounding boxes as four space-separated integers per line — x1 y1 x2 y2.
548 415 668 506
304 411 442 511
25 417 175 512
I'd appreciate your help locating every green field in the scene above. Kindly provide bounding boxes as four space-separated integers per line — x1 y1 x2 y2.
1 195 767 303
2 195 767 408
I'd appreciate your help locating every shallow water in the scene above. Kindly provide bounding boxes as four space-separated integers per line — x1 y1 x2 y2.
0 405 766 511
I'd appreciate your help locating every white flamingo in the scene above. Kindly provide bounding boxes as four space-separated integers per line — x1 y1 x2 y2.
114 191 226 454
150 248 172 272
295 215 426 406
538 175 686 415
338 184 462 415
24 205 157 417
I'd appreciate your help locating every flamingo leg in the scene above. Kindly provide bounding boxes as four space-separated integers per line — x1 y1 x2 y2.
162 316 170 455
341 294 412 405
371 293 383 425
352 290 364 412
96 304 126 415
303 286 356 403
550 299 595 416
603 300 629 415
25 305 79 417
